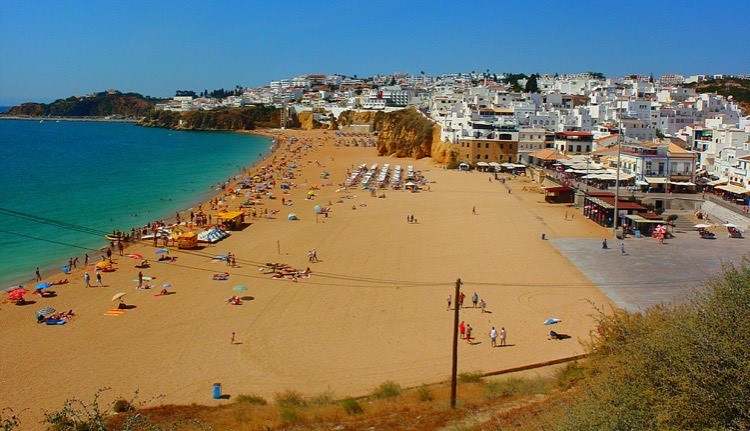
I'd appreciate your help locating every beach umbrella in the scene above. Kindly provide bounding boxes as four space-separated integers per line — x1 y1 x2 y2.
37 307 56 317
2 285 23 294
127 253 143 259
233 285 247 291
313 205 322 212
8 288 27 301
111 292 126 302
35 283 52 290
694 224 712 228
162 284 171 289
543 318 562 325
723 222 737 228
155 248 169 255
307 191 315 196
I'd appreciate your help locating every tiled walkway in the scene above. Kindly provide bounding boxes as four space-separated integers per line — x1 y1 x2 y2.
550 233 748 311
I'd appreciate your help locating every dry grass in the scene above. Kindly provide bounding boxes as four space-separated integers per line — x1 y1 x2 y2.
105 374 558 431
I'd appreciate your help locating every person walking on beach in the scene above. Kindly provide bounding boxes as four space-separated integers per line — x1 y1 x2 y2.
308 250 314 262
490 327 498 347
500 327 507 346
84 253 89 267
466 324 473 343
602 238 608 249
459 321 466 339
72 257 78 270
459 292 465 308
138 271 143 287
472 206 476 215
621 243 626 255
231 332 236 345
84 271 91 287
311 249 319 262
471 292 479 308
479 298 487 313
35 267 41 282
118 241 124 256
447 294 452 310
96 271 103 287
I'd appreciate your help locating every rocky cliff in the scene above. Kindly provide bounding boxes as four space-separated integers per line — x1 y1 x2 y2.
375 108 456 163
6 92 159 117
138 106 285 131
338 110 383 128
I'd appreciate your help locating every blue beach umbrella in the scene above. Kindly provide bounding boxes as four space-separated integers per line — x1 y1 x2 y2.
543 318 561 325
155 248 169 255
232 285 247 291
162 284 172 289
35 283 51 290
314 205 322 212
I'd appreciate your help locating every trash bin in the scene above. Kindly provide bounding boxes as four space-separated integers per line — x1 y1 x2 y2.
213 383 222 399
541 233 546 240
635 230 641 238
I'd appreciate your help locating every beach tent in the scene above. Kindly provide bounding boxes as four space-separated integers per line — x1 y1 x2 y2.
215 211 245 230
178 232 198 249
458 162 471 171
287 213 299 221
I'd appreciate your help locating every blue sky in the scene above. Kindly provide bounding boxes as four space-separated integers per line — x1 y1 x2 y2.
1 0 749 105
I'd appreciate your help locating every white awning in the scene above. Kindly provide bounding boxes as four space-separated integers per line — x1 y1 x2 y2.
716 184 750 195
707 178 728 186
488 162 501 167
636 180 649 186
476 162 489 167
645 177 667 184
668 181 695 186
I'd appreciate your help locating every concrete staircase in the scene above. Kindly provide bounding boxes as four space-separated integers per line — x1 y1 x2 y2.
661 209 699 233
700 201 750 231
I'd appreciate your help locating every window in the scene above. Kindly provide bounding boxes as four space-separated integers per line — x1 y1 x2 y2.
485 154 489 159
477 143 481 148
476 154 481 159
500 144 504 149
486 143 490 149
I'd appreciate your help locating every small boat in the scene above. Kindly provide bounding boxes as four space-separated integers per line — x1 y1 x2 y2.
39 119 45 123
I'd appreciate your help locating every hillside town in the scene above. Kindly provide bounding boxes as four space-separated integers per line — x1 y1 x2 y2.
156 72 750 217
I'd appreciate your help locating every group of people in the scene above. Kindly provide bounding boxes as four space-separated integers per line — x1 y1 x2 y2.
458 321 507 347
447 291 487 313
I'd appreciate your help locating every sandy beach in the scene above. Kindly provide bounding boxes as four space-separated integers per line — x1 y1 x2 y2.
0 129 613 427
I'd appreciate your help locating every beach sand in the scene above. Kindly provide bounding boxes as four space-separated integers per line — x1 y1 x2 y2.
0 129 612 427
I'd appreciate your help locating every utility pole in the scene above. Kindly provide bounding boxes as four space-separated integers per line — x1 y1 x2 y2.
450 277 462 409
613 113 622 238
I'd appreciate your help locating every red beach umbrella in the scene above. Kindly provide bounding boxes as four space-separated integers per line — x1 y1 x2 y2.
8 288 27 301
127 254 144 259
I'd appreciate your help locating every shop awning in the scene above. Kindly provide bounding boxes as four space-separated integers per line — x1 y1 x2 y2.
645 177 667 184
715 184 750 195
625 214 665 224
476 162 489 167
542 186 573 193
707 178 729 186
668 181 696 186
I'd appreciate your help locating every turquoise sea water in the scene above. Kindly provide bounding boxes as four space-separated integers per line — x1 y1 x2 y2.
0 120 271 287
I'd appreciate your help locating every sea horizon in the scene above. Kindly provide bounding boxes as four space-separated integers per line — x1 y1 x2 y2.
0 120 272 288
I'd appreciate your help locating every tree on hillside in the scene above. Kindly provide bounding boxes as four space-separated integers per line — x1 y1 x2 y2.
525 74 539 93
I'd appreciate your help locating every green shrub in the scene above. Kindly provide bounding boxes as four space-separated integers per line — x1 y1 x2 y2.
275 390 306 407
416 385 434 402
556 362 585 391
235 394 267 405
309 391 334 405
371 381 401 399
280 408 299 423
340 397 364 415
458 371 483 383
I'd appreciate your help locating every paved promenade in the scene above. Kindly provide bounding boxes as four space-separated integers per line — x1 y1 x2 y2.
551 232 748 311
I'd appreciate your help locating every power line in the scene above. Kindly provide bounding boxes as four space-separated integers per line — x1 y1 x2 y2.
0 229 101 251
0 207 109 236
